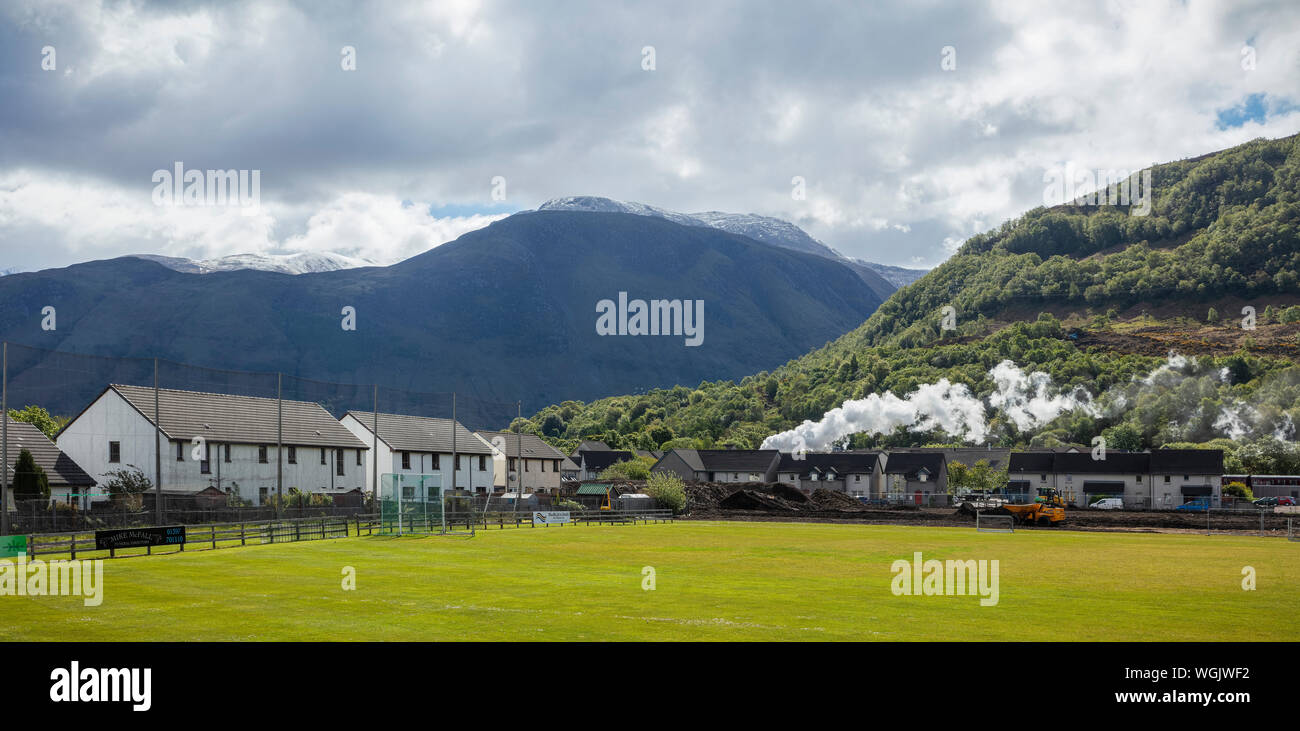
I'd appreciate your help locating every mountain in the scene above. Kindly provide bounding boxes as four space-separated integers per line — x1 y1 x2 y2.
854 261 928 288
537 196 903 302
0 210 885 424
132 251 378 275
515 133 1300 461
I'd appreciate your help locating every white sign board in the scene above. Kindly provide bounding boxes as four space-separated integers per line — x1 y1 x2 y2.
532 511 572 525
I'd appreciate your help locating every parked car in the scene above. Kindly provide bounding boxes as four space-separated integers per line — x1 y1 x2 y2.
1175 498 1210 512
1254 496 1297 507
1089 497 1123 510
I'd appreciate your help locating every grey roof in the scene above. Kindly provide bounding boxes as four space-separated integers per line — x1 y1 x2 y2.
103 384 367 449
1054 451 1149 473
883 452 945 479
668 449 780 473
344 412 492 454
777 451 880 475
1008 451 1057 473
572 440 612 455
4 418 96 488
1149 449 1223 474
579 450 636 471
475 431 566 460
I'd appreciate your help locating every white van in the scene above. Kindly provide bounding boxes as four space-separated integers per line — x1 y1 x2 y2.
1089 497 1123 510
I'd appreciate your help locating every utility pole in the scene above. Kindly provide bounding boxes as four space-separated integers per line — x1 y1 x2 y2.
372 385 379 508
1 342 8 536
514 401 522 515
276 373 283 518
154 358 162 524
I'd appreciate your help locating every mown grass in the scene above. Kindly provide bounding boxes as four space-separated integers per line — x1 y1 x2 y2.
2 521 1295 641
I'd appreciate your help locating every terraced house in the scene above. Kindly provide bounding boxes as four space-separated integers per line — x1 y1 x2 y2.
774 451 884 496
651 449 781 483
475 431 568 494
1006 449 1224 508
339 412 496 495
56 385 369 506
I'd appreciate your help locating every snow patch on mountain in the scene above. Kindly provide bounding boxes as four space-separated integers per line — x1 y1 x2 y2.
133 251 378 275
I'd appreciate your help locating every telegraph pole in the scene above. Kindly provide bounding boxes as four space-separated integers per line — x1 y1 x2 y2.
276 373 283 518
154 358 162 524
1 342 8 536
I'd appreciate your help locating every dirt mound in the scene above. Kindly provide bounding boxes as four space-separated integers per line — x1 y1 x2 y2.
719 489 808 511
809 489 867 511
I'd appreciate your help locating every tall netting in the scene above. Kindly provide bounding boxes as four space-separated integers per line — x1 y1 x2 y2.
379 473 455 535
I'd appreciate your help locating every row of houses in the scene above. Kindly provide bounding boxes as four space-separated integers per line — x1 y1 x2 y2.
647 446 1234 508
0 383 1278 511
5 384 582 508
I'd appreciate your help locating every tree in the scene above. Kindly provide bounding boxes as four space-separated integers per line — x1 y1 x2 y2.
599 456 655 480
103 465 152 510
7 405 68 440
946 459 1008 494
645 472 686 513
1101 423 1144 451
1206 307 1219 324
11 449 50 502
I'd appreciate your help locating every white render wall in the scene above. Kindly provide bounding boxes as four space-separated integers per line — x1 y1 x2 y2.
58 389 367 506
340 415 496 495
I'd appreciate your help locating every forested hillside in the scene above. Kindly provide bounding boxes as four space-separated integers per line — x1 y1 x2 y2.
515 134 1300 474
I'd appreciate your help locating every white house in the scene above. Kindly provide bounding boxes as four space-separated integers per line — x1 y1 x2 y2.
339 411 496 495
474 431 568 494
56 384 369 506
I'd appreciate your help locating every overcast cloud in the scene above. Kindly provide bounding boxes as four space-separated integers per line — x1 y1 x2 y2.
1 0 1298 273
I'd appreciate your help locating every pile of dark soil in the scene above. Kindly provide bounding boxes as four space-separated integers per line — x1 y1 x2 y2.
809 489 868 511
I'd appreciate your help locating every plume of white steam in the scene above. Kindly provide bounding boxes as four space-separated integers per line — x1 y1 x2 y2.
760 379 988 452
761 360 1088 451
987 360 1096 429
760 353 1300 450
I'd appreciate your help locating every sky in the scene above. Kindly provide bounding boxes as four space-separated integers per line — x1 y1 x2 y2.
1 0 1298 274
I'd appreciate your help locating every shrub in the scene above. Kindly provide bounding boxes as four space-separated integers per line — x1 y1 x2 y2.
1222 481 1253 500
645 472 686 513
599 455 655 480
556 499 584 512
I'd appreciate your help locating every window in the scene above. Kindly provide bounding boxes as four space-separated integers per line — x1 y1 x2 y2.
336 449 344 476
1164 475 1171 483
525 460 530 472
541 460 546 472
224 444 231 463
320 449 326 465
479 456 487 471
432 454 440 469
200 445 210 474
787 474 795 481
109 441 120 463
288 446 297 464
258 487 269 503
176 441 184 461
455 455 462 470
553 460 560 472
732 473 738 480
401 452 411 470
1135 475 1141 483
1040 474 1047 481
356 450 362 466
509 457 517 472
854 474 861 482
258 445 268 463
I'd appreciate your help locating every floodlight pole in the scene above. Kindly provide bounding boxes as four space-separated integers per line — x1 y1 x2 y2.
371 384 378 509
154 358 162 524
276 373 283 519
1 342 8 536
451 392 457 493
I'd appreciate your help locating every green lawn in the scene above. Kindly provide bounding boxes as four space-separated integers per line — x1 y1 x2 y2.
2 521 1296 641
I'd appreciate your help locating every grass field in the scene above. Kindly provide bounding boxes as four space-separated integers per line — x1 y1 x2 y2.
2 521 1297 641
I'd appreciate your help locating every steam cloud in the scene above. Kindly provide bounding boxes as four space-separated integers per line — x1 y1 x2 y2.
760 354 1298 451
